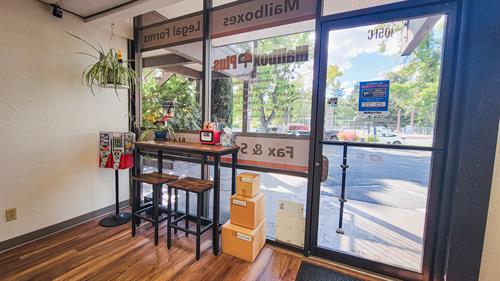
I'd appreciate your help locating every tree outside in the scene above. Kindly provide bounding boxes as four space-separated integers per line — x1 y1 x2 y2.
211 78 233 129
142 72 201 130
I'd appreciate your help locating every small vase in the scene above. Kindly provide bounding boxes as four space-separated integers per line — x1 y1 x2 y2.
154 131 167 141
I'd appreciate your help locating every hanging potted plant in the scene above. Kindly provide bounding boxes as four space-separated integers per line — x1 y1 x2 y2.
66 32 136 96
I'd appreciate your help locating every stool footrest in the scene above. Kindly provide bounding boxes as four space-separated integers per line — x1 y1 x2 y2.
201 223 214 234
170 212 211 225
136 204 153 214
171 214 188 225
134 214 168 224
170 224 197 235
169 222 214 235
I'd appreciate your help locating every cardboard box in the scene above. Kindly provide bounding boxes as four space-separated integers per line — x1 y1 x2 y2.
230 193 264 229
275 213 305 247
278 200 304 217
236 172 261 197
222 220 266 262
275 200 305 247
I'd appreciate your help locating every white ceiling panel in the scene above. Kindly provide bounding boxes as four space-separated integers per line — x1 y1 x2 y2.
155 0 203 19
56 0 135 18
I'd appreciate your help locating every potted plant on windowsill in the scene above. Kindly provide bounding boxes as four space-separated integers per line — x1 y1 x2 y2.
138 116 177 142
67 32 136 96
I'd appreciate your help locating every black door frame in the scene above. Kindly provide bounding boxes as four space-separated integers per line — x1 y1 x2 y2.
305 1 460 280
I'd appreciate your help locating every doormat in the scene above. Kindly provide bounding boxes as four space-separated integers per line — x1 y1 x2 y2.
296 262 363 281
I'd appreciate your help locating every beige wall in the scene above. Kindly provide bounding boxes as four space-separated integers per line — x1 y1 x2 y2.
0 0 130 242
480 121 500 281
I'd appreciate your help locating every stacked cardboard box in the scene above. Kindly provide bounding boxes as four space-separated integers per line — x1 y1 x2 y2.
222 172 266 262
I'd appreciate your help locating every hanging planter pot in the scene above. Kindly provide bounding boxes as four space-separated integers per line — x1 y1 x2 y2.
102 71 129 89
66 32 136 96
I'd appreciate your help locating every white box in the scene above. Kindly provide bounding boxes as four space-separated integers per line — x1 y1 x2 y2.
278 200 304 217
275 200 305 247
275 213 305 247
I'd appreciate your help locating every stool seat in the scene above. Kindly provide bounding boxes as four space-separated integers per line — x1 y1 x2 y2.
167 177 213 193
132 172 178 185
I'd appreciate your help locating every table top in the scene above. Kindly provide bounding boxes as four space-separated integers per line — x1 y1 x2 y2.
135 141 239 154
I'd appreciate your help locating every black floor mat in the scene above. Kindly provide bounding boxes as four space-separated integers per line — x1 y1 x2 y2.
296 262 363 281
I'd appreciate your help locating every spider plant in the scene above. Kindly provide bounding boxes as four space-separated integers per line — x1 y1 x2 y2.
66 32 136 97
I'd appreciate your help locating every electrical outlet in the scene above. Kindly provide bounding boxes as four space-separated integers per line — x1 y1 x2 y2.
5 208 17 222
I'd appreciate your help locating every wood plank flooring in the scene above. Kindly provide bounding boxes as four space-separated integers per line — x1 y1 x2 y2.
0 214 390 281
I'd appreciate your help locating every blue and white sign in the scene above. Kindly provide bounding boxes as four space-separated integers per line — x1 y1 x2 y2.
358 80 390 115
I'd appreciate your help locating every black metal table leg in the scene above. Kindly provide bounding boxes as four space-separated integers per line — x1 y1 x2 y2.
167 187 172 249
158 150 163 204
100 169 131 227
153 184 159 245
231 151 237 195
131 177 137 236
201 154 209 217
212 154 221 255
185 191 190 237
196 191 202 260
174 188 178 234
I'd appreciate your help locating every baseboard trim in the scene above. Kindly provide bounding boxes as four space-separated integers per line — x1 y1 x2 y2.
0 200 130 253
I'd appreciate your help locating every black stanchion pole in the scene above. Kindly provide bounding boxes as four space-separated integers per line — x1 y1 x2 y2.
336 145 348 234
99 169 131 227
115 169 120 215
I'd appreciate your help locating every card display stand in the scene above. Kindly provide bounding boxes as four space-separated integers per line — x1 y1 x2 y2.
99 132 135 227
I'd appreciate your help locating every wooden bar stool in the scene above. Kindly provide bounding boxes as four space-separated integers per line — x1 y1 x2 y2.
166 177 214 260
131 172 178 245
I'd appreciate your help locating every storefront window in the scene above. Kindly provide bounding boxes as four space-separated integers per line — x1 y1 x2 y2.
211 32 314 133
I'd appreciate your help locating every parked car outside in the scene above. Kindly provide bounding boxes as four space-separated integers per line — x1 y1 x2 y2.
288 130 310 136
378 132 406 145
324 129 339 140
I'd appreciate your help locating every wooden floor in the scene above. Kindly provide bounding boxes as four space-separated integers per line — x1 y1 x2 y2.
0 214 390 281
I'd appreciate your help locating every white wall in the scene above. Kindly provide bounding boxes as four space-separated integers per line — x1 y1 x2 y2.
480 121 500 281
0 0 130 242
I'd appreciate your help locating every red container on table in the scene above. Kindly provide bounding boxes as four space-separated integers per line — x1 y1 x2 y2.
200 130 221 145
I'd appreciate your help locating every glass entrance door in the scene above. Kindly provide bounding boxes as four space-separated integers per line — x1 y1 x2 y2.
309 7 452 280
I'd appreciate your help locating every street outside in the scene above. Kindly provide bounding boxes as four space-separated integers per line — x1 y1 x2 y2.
143 135 430 272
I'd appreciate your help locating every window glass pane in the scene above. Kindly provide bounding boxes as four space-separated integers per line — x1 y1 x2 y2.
140 0 203 131
323 0 406 16
212 32 314 133
318 147 431 272
142 68 201 130
324 16 445 147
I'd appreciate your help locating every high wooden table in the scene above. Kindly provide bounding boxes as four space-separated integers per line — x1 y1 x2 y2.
134 141 239 255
